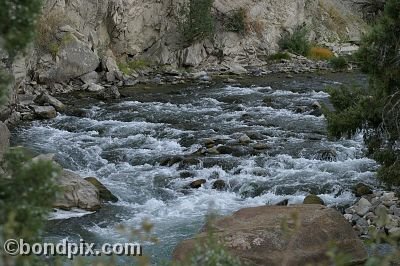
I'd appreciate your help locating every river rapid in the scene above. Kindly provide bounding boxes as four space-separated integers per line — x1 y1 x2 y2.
12 72 379 264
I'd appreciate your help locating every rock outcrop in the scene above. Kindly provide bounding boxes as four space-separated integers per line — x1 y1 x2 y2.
173 205 367 266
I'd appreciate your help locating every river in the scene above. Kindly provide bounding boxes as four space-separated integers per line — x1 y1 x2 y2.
12 72 378 264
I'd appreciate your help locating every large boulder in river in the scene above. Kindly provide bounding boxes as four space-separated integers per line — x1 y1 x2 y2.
54 170 101 211
34 92 65 111
85 177 118 202
0 122 10 161
31 105 57 119
173 205 367 266
97 86 121 100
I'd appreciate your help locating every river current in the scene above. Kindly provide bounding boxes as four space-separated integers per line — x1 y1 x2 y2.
12 72 378 264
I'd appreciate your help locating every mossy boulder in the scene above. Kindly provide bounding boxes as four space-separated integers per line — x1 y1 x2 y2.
353 183 373 197
303 194 325 205
85 177 118 202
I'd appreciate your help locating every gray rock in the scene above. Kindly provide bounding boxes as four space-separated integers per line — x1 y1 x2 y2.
173 205 367 265
303 194 325 205
54 170 101 211
34 92 65 111
189 179 206 189
97 86 120 100
46 35 99 82
31 105 57 119
80 71 100 84
85 177 118 202
354 198 372 217
239 134 251 144
0 122 10 161
85 83 104 92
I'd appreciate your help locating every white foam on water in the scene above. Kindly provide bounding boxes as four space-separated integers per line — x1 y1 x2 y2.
48 209 95 220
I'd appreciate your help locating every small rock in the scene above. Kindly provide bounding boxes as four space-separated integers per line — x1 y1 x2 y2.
97 86 120 100
276 199 289 206
207 147 220 155
354 198 372 217
303 194 324 205
353 183 373 197
31 105 57 119
204 138 215 148
178 158 201 169
189 179 206 189
212 180 226 190
180 171 194 179
344 214 353 222
382 192 397 201
216 146 235 155
312 101 322 109
85 83 104 92
356 218 368 227
160 156 183 167
34 92 65 111
85 177 118 202
239 134 251 144
252 143 269 150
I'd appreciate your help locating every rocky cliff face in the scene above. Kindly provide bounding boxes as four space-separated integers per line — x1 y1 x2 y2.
30 0 365 78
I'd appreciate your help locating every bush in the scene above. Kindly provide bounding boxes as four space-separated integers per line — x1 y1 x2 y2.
224 8 249 34
279 25 311 56
117 59 152 75
177 0 215 45
329 56 348 70
309 47 334 60
268 52 291 61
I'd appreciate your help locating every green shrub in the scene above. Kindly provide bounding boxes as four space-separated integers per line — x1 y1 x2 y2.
0 148 60 265
329 56 348 70
118 59 152 75
279 25 311 56
224 8 249 34
177 0 215 44
268 52 291 61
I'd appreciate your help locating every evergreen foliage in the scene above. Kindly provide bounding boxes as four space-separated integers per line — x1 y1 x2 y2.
177 0 215 45
325 0 400 186
279 25 311 56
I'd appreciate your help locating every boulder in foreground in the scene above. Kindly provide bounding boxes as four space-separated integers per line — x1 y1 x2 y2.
173 205 367 266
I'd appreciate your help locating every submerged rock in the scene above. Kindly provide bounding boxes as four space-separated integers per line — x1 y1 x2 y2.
173 205 367 265
85 177 118 202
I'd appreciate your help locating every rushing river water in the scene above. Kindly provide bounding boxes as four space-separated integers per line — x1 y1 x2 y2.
12 72 379 264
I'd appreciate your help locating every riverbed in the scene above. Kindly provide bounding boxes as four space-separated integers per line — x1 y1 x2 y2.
12 72 379 264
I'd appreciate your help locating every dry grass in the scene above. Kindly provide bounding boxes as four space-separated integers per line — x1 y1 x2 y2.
309 47 334 60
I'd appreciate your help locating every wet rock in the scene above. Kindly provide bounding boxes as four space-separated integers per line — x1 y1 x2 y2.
54 170 100 211
239 134 251 144
178 158 201 169
353 183 373 197
97 86 120 100
204 138 215 148
189 179 206 189
303 194 325 205
180 171 194 179
160 156 183 166
354 198 372 216
31 105 57 119
295 106 307 113
252 143 269 150
212 180 226 190
34 92 65 111
173 205 367 265
275 199 289 206
216 145 235 155
316 149 337 161
207 147 220 155
85 177 118 202
0 122 10 161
